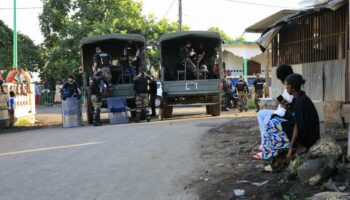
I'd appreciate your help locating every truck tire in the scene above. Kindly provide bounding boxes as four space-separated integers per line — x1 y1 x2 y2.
206 105 213 115
163 105 173 118
211 104 221 116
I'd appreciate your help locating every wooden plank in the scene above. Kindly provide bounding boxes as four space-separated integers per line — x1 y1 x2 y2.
302 62 323 101
324 59 346 101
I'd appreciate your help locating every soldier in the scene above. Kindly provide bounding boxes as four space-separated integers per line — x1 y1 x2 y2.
252 73 265 112
133 71 152 122
179 41 206 79
148 74 157 117
89 68 104 126
93 46 112 96
235 75 249 112
220 77 230 111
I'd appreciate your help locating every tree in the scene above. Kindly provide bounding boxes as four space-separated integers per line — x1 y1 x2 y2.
234 35 246 42
39 0 188 87
0 20 42 71
208 26 232 42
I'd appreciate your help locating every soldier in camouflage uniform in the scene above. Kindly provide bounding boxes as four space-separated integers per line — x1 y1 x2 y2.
235 75 249 112
133 71 152 122
89 68 104 126
93 46 112 96
252 73 265 112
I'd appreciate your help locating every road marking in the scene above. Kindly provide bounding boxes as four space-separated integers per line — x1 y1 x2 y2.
0 141 104 157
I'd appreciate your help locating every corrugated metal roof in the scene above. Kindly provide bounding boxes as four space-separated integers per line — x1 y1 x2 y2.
255 0 347 52
245 10 299 33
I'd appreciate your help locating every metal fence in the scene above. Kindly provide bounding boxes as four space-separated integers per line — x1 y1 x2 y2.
40 91 56 105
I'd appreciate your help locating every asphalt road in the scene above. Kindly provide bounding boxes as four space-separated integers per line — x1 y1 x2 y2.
0 117 231 200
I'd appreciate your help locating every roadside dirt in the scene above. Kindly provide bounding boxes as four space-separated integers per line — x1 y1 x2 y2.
191 117 350 200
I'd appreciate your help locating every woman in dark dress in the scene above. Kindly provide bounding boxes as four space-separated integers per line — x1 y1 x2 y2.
285 73 320 160
254 73 320 164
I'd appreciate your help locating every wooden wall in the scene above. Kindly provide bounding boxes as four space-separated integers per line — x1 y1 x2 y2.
303 59 346 102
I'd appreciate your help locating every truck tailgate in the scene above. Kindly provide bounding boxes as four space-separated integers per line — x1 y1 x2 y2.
111 84 134 99
163 79 220 96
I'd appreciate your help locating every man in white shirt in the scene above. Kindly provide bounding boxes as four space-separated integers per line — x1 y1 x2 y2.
257 64 294 147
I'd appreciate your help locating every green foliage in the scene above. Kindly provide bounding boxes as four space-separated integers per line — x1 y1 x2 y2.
208 26 232 42
234 35 246 42
0 20 43 71
39 0 187 87
247 99 256 109
283 194 297 200
15 117 32 126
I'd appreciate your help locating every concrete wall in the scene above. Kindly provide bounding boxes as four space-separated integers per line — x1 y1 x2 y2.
223 51 244 74
223 51 268 75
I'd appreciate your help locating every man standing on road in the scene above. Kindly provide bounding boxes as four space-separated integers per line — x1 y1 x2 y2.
93 46 112 96
89 69 104 126
235 75 249 112
133 71 151 122
149 74 157 117
252 73 265 112
220 77 230 111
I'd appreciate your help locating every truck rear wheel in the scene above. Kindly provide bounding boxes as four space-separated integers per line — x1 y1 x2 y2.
163 105 173 118
211 104 221 116
206 105 213 115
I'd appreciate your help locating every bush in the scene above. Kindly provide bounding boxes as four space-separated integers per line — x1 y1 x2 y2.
15 118 32 126
247 99 256 109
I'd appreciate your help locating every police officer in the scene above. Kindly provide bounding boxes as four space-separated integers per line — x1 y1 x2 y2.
89 68 104 126
148 74 157 117
179 41 202 79
235 75 249 112
93 46 112 95
61 75 81 100
220 77 230 111
252 73 265 112
133 71 152 122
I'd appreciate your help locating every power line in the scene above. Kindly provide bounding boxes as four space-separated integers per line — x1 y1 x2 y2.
163 0 176 18
0 7 42 10
226 0 298 9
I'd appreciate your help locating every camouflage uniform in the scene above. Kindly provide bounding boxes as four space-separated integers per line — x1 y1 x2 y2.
255 90 264 110
133 72 152 121
253 78 265 111
91 94 102 124
135 93 149 114
236 79 248 112
101 66 112 83
237 90 248 111
89 71 103 125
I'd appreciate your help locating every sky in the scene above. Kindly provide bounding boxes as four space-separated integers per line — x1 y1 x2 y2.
0 0 302 44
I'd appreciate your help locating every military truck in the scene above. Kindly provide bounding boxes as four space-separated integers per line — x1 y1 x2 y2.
80 33 147 124
159 31 223 119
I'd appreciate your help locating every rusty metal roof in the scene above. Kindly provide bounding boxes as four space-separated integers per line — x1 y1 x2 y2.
245 10 299 33
254 0 347 52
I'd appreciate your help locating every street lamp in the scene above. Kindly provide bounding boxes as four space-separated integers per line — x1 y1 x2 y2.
13 0 17 69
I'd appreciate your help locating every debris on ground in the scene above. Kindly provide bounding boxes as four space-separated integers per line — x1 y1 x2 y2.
191 117 350 200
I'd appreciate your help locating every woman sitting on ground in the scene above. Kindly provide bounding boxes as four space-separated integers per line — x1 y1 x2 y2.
285 73 320 160
254 73 320 162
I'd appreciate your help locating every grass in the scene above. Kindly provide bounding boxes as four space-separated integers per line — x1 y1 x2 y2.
15 117 33 126
247 99 257 110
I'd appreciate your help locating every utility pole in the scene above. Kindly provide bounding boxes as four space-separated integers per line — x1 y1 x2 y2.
178 0 182 32
347 0 350 160
13 0 17 68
